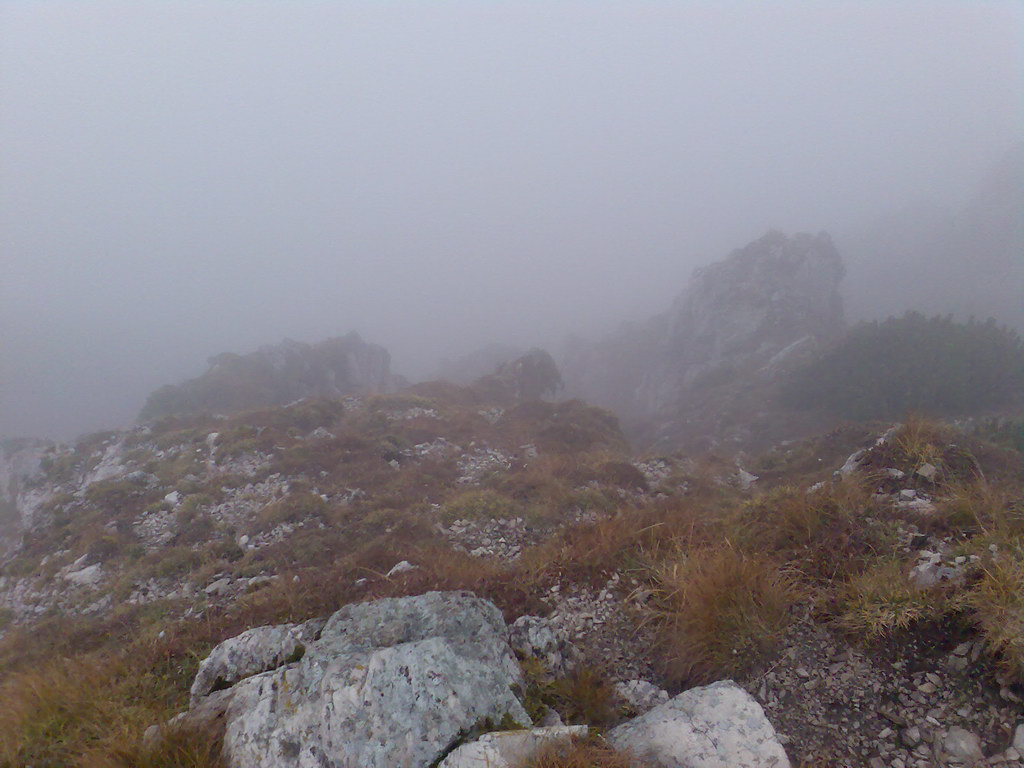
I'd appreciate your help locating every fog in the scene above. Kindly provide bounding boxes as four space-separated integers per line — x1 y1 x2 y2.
2 1 1021 440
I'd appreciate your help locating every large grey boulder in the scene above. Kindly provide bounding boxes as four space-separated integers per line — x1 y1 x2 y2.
608 680 790 768
189 591 530 768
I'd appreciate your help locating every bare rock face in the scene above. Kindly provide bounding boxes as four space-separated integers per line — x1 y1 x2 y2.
139 333 401 421
664 230 844 384
186 591 530 768
0 438 52 543
562 231 846 452
608 680 791 768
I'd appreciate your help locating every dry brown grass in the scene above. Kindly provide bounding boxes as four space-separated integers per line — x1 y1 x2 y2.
836 557 965 639
0 651 221 768
969 553 1024 682
527 737 638 768
731 479 894 584
646 544 800 686
524 497 715 587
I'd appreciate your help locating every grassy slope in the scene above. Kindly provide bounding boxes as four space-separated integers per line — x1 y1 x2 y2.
1 386 1022 766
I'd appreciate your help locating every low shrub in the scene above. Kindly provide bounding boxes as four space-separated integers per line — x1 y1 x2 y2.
647 545 799 686
732 480 894 584
256 491 328 531
782 313 1024 420
969 553 1024 682
837 557 964 639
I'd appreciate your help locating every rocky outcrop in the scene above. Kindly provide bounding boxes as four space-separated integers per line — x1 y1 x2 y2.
139 333 401 421
176 589 797 768
474 348 563 403
189 619 325 705
608 680 791 768
0 438 52 546
184 591 530 768
562 231 846 451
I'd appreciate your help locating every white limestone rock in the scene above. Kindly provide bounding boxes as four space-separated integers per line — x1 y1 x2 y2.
64 563 103 588
214 591 530 768
608 679 790 768
438 726 587 768
190 619 324 705
385 559 418 577
940 726 984 765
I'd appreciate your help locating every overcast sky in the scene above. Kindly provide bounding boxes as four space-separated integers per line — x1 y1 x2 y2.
2 1 1021 440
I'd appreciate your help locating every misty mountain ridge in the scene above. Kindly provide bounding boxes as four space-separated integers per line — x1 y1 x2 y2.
138 333 404 423
123 200 1022 455
561 229 847 451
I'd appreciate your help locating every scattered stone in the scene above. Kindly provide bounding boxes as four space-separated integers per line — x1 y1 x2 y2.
386 560 418 578
190 620 323 704
64 563 103 588
940 726 984 765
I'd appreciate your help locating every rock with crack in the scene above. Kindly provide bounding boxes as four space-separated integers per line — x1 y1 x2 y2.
438 725 587 768
608 679 790 768
190 619 325 705
186 591 530 768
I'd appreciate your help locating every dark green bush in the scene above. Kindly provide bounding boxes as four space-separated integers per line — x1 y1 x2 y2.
782 313 1024 420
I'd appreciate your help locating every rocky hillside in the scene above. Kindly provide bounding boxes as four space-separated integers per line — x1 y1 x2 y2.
139 333 402 422
562 230 846 452
1 342 1022 766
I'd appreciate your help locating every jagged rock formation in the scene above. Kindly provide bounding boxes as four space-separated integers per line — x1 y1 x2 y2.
473 348 563 403
139 333 402 421
0 438 52 545
563 230 846 451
